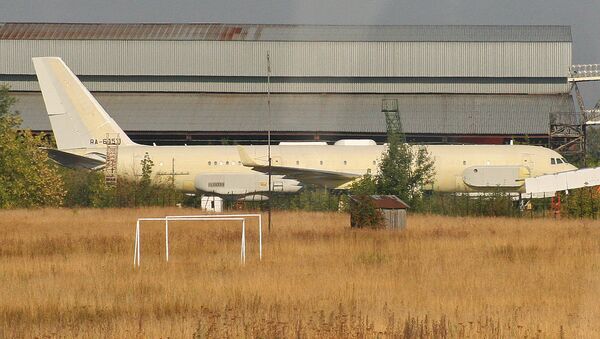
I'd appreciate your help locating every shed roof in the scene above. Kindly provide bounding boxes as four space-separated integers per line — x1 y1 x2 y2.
0 23 571 42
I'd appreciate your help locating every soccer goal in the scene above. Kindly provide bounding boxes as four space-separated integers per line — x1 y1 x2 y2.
133 214 262 268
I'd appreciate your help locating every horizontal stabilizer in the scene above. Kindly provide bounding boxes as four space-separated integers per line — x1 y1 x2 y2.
525 167 600 194
237 146 360 188
44 148 105 170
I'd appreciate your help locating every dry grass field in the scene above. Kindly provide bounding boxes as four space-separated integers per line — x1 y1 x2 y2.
1 208 600 338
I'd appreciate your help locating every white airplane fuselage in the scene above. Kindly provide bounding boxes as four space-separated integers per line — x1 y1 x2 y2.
84 143 576 194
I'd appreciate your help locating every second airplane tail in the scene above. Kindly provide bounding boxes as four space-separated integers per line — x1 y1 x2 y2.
32 57 136 150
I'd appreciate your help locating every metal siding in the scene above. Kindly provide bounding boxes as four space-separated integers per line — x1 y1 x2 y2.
14 92 572 135
0 40 571 78
2 78 571 94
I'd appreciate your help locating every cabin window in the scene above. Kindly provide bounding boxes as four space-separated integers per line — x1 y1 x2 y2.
551 158 556 165
343 160 347 165
238 161 242 165
557 158 563 164
373 160 376 165
367 168 371 174
463 160 466 165
226 161 229 165
208 161 211 166
296 160 299 165
320 160 323 165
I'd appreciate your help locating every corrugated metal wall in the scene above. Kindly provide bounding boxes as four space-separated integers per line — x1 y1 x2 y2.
0 40 571 78
4 76 570 94
13 92 573 135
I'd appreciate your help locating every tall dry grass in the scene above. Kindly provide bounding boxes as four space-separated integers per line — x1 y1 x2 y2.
0 208 599 337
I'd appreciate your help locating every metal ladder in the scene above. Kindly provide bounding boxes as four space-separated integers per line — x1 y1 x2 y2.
104 133 120 186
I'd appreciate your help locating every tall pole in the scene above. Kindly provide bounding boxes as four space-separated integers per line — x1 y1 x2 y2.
267 51 272 233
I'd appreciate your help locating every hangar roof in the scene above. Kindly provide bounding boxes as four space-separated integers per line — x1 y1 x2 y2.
14 92 573 135
0 23 571 42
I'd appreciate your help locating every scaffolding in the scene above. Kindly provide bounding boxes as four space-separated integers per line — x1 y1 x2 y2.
549 64 600 163
104 133 120 186
549 111 585 161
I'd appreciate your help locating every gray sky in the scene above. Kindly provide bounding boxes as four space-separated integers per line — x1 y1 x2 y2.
1 0 599 106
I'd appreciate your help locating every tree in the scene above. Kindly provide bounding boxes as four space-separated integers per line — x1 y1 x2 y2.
375 142 435 206
0 85 65 208
136 152 156 206
349 128 435 206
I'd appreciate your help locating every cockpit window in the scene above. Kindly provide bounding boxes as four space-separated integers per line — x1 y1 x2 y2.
562 158 568 163
557 158 563 164
551 158 556 165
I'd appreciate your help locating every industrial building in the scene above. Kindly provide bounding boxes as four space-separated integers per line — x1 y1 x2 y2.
0 23 575 145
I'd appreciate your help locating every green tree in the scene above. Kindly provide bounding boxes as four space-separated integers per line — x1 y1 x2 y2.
136 152 155 206
349 134 435 207
0 85 65 208
375 142 434 205
586 126 600 167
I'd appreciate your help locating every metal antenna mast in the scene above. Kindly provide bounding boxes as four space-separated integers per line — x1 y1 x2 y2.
267 51 272 233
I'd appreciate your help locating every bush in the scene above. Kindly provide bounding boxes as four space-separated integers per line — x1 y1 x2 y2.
349 195 384 228
0 85 65 208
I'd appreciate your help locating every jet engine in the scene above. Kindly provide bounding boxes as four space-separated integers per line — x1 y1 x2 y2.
195 173 302 195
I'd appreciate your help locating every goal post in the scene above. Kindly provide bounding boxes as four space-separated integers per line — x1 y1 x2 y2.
133 216 256 268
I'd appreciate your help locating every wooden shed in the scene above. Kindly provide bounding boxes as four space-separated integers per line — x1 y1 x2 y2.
349 195 410 229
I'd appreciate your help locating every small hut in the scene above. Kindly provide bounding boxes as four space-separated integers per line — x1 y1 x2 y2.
349 195 410 229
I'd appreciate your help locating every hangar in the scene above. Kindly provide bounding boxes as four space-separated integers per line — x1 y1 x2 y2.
0 23 574 145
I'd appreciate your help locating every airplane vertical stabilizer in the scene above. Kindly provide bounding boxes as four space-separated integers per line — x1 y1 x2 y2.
32 57 135 150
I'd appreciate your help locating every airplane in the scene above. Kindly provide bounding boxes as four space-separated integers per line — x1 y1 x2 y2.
33 57 577 199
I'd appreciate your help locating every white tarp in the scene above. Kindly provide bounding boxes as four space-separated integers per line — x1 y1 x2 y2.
525 167 600 194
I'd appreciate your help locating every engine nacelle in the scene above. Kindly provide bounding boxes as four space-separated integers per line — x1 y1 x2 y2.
195 173 302 195
462 165 529 188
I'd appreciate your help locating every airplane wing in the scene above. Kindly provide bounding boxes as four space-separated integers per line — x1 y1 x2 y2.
525 167 600 194
237 146 361 188
43 148 106 170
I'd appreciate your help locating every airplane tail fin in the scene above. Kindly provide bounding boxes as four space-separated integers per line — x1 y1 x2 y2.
32 57 136 150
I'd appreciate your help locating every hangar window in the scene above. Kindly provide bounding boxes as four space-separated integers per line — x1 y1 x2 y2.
551 158 556 165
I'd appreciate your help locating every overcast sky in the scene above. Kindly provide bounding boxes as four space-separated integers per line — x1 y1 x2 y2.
1 0 599 105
